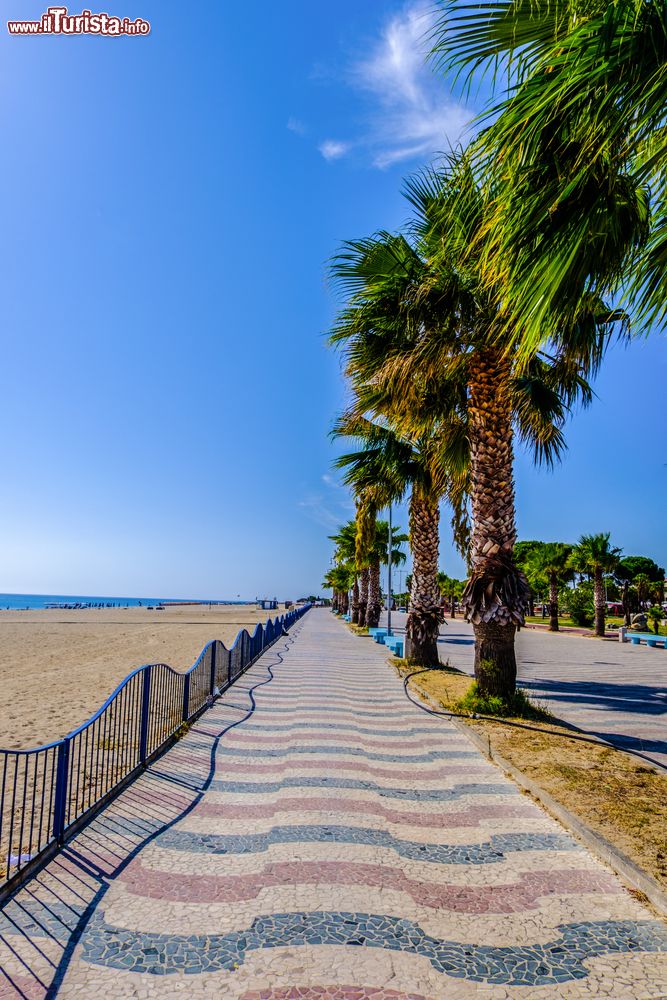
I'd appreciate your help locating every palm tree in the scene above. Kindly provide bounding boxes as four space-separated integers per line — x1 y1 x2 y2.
526 542 574 632
430 2 651 349
570 533 622 636
322 564 353 614
334 414 466 664
339 158 612 696
329 150 617 693
366 519 408 628
329 519 360 621
354 493 377 628
437 573 464 619
633 572 652 611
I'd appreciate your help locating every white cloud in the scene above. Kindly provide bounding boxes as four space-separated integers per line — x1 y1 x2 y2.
319 139 351 161
319 2 470 168
297 496 341 529
298 472 353 528
287 117 306 135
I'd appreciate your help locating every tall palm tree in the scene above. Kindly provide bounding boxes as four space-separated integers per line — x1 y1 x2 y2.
329 519 359 621
322 564 353 614
430 2 651 349
437 573 465 619
332 155 612 696
355 493 376 628
335 414 466 664
570 533 622 636
525 542 574 632
366 519 409 628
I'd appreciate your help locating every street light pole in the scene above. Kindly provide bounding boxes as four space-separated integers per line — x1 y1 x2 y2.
387 504 393 637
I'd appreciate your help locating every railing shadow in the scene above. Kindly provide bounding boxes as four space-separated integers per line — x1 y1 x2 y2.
0 617 307 998
0 605 309 898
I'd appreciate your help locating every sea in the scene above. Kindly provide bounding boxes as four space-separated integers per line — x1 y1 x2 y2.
0 593 253 610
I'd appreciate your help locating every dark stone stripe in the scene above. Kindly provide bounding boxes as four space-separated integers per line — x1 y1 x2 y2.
155 825 576 864
208 775 514 800
216 745 477 764
81 910 667 985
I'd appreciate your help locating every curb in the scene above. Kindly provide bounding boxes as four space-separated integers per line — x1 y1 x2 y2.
407 679 667 920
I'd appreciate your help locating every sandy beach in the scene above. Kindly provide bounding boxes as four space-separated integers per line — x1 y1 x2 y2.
0 603 290 750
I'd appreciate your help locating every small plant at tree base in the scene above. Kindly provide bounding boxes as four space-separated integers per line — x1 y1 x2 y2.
454 678 553 721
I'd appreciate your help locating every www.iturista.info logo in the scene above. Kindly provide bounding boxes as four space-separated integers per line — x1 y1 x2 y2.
7 7 150 35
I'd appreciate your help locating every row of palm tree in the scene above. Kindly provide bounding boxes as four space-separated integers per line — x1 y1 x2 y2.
325 515 407 629
516 534 622 636
322 5 663 698
326 155 616 692
518 536 665 633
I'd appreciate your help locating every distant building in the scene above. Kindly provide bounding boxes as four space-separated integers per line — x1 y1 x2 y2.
257 598 278 610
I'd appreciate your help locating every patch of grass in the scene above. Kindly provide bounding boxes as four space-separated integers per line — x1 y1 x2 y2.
454 681 554 722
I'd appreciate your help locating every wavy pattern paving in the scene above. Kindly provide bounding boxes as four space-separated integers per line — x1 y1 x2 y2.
155 825 575 863
1 608 666 1000
81 910 667 984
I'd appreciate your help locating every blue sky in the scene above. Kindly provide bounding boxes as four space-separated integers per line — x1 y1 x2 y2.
0 1 664 600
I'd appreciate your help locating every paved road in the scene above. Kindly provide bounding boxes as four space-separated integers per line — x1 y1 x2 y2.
382 612 667 770
0 608 665 998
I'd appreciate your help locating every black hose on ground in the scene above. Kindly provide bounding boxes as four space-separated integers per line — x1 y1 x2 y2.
401 664 667 774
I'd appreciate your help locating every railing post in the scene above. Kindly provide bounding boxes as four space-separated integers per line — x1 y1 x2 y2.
182 673 191 722
52 739 70 845
139 665 152 765
210 643 217 695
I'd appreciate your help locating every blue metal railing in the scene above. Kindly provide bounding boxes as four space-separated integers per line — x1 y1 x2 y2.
0 603 310 897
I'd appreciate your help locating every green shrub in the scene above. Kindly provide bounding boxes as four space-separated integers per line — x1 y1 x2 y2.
454 680 553 721
564 582 594 627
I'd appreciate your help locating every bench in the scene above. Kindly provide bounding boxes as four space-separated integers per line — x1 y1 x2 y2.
368 628 388 642
384 636 404 657
627 632 667 648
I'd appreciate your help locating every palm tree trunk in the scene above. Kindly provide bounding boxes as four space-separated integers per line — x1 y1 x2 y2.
461 348 529 698
351 575 360 624
405 486 441 666
622 580 631 627
549 572 559 632
450 589 457 619
358 567 369 627
594 568 606 637
367 560 382 627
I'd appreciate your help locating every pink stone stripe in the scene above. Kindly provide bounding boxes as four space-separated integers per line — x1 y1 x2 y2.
192 796 534 828
120 858 620 911
224 731 458 750
239 989 436 1000
0 972 46 1000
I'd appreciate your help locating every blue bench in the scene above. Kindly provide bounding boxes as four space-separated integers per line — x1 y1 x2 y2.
628 632 667 648
368 628 388 642
384 636 404 657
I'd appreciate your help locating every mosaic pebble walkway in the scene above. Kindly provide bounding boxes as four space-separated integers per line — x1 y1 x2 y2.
1 608 666 998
